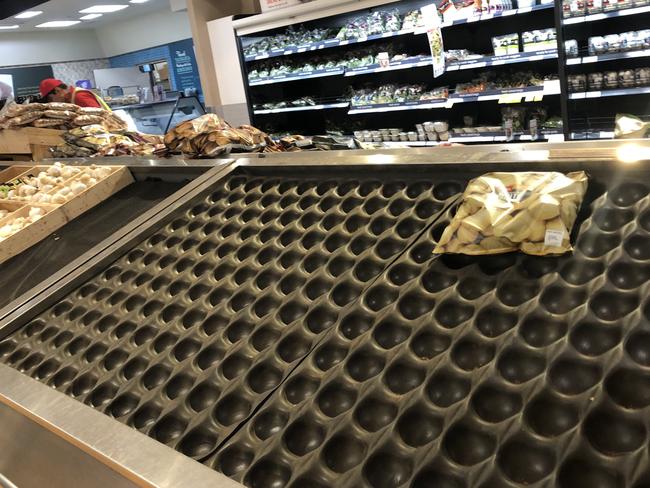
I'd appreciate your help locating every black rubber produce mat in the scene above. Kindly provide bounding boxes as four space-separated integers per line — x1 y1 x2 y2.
2 165 650 487
208 172 650 488
0 180 185 309
0 167 463 462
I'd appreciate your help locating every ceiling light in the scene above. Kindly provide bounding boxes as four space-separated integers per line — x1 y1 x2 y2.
36 21 81 28
0 25 20 29
79 5 129 14
130 0 150 3
80 14 103 20
15 11 43 19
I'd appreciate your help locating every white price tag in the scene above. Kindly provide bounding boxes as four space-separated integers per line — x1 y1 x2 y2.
544 229 565 247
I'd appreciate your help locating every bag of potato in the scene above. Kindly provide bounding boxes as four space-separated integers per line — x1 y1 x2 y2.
434 171 588 256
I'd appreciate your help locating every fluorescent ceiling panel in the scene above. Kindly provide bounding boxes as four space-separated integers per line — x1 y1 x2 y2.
0 24 19 29
80 13 103 20
79 5 129 13
15 10 42 18
36 20 81 27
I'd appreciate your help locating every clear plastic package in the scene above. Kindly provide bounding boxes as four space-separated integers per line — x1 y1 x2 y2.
434 171 589 256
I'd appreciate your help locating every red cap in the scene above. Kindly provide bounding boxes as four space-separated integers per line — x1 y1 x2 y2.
39 78 64 98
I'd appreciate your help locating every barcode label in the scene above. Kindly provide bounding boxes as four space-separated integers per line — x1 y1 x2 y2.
544 229 564 247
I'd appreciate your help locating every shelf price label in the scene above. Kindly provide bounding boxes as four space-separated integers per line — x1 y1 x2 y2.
524 93 544 102
498 93 524 104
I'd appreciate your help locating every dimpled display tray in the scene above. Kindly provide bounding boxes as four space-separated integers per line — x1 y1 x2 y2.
2 164 650 488
0 167 463 461
210 171 650 488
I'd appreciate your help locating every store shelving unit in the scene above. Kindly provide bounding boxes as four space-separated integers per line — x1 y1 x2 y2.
562 0 650 139
235 0 650 142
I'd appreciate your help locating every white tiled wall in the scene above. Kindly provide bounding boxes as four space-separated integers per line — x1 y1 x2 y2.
52 59 111 88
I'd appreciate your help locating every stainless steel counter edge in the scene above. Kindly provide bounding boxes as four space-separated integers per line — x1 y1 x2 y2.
0 160 235 337
34 139 650 167
0 364 244 488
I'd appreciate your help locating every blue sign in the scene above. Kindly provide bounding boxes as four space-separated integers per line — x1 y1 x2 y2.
169 39 202 94
76 79 92 89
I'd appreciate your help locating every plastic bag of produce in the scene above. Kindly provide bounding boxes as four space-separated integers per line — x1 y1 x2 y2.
434 171 589 256
614 113 650 139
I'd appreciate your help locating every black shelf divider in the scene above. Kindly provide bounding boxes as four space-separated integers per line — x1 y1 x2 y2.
554 0 571 141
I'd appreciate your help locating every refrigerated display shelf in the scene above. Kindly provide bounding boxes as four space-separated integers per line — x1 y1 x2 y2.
438 2 555 27
562 4 650 24
451 82 561 101
254 102 350 114
244 29 415 62
344 56 434 77
446 49 558 71
249 68 346 86
380 130 563 145
566 49 650 65
249 50 559 87
569 86 650 99
348 85 559 115
243 3 555 63
349 99 449 114
449 129 564 142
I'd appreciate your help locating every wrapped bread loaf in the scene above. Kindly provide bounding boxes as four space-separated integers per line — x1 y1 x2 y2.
434 171 588 256
5 111 45 127
33 119 65 128
44 110 77 120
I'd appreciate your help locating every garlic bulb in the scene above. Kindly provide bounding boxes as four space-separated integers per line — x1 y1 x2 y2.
47 165 61 177
28 207 44 221
70 182 87 195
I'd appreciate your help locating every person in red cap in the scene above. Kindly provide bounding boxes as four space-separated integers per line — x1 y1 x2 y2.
39 78 110 110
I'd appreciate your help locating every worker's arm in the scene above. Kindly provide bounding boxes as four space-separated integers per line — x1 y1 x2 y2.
74 90 102 108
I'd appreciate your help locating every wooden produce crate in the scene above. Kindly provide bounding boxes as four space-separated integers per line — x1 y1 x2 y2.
0 165 134 264
0 127 65 161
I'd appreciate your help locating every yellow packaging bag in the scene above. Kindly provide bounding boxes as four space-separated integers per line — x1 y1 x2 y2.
434 171 588 256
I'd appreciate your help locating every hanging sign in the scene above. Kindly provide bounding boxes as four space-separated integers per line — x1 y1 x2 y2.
421 4 445 78
169 39 202 94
